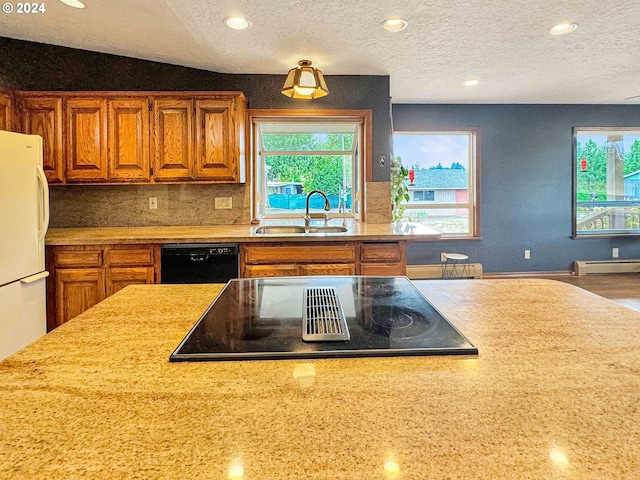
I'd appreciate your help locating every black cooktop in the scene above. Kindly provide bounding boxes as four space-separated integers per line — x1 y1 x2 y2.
170 276 478 361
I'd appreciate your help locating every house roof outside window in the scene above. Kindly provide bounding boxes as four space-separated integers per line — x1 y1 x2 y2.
407 169 468 190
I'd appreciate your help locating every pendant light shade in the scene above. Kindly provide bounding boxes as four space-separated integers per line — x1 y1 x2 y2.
281 60 329 99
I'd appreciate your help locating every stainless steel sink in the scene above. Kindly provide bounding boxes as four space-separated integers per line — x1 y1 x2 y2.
253 225 306 234
306 226 348 234
253 225 348 235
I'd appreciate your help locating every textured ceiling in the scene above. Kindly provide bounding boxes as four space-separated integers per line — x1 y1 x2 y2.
1 0 639 103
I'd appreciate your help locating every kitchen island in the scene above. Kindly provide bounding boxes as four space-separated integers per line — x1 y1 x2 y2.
1 279 639 479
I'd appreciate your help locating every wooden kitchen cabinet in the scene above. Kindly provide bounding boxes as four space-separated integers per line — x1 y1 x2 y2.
46 244 159 330
65 98 108 182
241 241 406 278
15 95 64 183
0 92 13 131
107 98 150 182
13 91 246 185
241 243 357 278
244 264 301 278
104 245 156 296
151 98 194 181
359 242 406 276
301 264 356 275
194 97 244 182
55 268 104 328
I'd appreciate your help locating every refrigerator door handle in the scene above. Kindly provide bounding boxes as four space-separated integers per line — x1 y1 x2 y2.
20 271 49 284
36 165 50 241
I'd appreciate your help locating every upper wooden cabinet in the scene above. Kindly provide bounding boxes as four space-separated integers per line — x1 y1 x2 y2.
65 98 108 182
151 98 194 181
108 98 150 182
12 91 247 185
194 97 244 182
15 95 64 183
0 92 13 131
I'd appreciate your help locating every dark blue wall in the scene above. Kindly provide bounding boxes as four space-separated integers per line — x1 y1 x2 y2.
394 104 640 273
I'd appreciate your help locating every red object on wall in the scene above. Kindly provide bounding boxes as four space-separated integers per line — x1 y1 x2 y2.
408 169 415 184
580 158 588 171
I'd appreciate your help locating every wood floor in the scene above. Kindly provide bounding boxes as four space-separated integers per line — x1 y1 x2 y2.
533 273 640 312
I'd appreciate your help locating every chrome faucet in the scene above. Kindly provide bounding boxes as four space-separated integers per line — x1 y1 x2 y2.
304 190 331 227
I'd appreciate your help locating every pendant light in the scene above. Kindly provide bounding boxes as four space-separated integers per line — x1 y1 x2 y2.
281 60 329 99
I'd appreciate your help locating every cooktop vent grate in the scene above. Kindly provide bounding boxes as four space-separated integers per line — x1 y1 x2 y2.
302 287 350 342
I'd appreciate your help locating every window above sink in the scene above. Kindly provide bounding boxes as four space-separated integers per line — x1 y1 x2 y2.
250 110 371 224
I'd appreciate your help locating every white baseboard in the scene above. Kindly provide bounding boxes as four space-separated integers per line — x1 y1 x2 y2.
574 260 640 276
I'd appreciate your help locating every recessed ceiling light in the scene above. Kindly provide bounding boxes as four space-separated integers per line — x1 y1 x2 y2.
58 0 85 7
548 22 577 35
382 18 408 32
463 79 479 86
224 16 251 30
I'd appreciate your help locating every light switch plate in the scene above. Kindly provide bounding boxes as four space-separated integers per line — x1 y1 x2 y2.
148 197 158 210
215 197 232 209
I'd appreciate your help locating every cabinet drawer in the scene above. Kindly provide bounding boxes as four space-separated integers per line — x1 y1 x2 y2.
244 244 356 264
245 264 301 278
360 243 401 263
54 249 103 267
301 264 356 276
360 263 405 276
106 247 154 266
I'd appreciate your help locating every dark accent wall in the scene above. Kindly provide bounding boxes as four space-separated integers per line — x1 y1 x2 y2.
394 104 640 273
0 36 391 181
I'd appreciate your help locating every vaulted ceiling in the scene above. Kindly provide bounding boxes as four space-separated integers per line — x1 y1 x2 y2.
1 0 639 103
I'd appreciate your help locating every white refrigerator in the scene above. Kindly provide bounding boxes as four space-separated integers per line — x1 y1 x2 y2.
0 130 49 361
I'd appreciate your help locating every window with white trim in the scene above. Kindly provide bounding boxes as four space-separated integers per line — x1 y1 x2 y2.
393 131 480 236
251 112 369 221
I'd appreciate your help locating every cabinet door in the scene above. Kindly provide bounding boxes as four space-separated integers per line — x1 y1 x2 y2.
55 268 104 327
106 266 155 297
301 264 356 276
194 98 238 181
65 98 108 182
17 96 64 183
245 264 301 278
107 98 150 182
0 93 13 131
151 98 193 181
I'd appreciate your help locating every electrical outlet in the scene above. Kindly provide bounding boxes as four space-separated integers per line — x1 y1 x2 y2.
440 252 447 262
214 197 233 209
524 249 531 260
612 247 619 258
148 197 157 210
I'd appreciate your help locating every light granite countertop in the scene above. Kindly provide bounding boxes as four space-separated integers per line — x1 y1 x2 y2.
45 222 441 245
1 279 639 479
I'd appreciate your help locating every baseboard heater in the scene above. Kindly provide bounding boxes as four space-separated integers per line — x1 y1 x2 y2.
406 263 483 280
574 259 640 276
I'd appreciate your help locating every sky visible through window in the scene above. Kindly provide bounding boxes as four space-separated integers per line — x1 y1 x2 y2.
393 134 469 169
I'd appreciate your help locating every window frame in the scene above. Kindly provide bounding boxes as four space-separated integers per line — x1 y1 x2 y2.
248 109 372 222
393 129 481 238
572 126 640 238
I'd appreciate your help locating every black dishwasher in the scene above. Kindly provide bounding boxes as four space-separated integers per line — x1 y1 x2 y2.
160 244 239 284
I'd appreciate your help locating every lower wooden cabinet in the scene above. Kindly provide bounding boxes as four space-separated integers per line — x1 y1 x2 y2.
46 244 159 331
241 241 405 278
241 243 357 278
55 268 104 326
106 267 155 296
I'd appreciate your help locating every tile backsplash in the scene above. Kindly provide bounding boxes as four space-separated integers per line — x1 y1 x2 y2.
49 184 251 227
49 182 391 228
